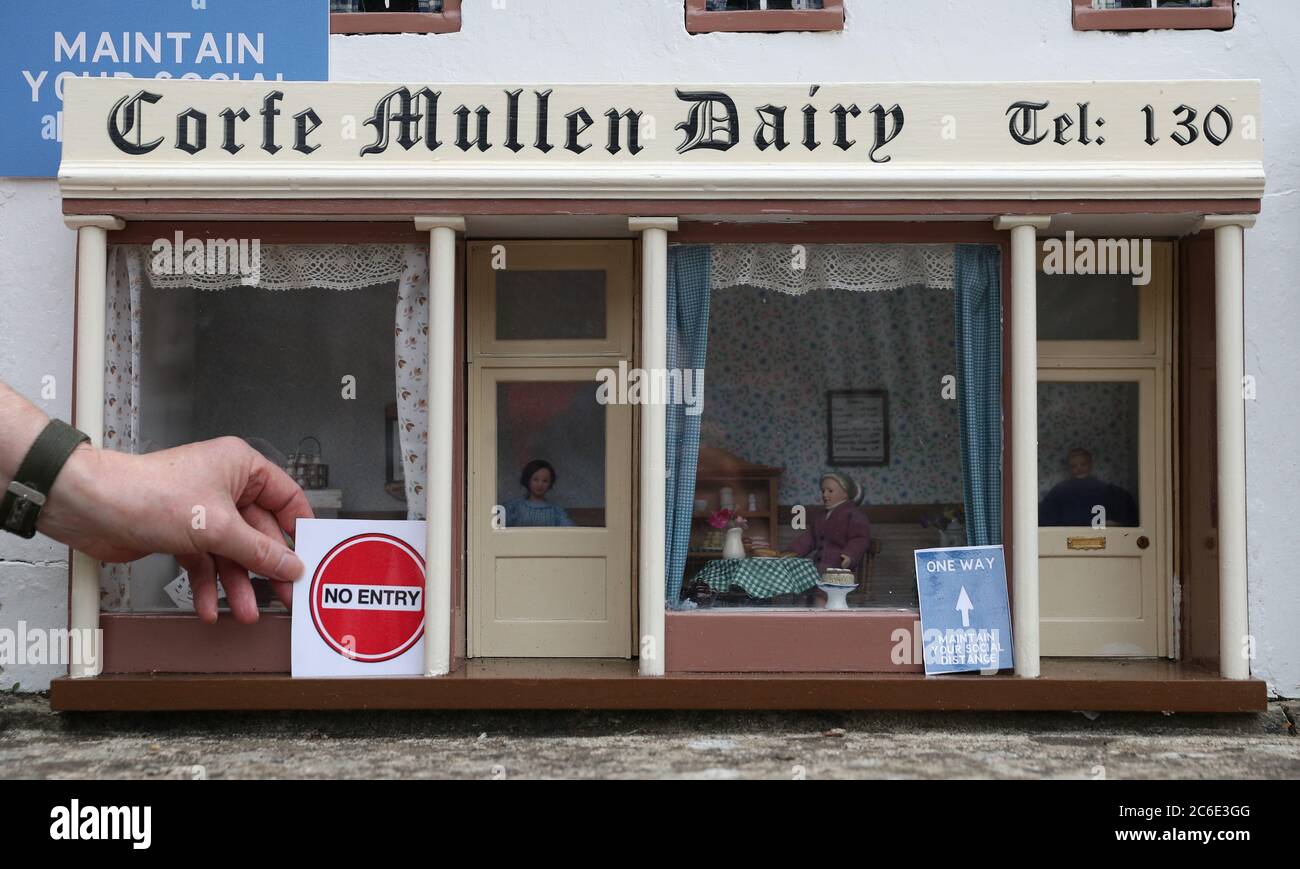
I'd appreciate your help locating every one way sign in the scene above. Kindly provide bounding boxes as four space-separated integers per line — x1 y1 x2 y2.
914 544 1013 675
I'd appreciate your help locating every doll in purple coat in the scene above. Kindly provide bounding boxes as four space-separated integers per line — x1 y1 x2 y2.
789 472 872 572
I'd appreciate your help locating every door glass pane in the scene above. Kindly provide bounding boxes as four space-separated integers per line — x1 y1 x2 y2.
496 380 605 527
1037 273 1140 341
495 270 606 341
1037 382 1140 527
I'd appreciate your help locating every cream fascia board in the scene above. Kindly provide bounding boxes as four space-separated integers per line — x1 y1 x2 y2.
59 79 1264 201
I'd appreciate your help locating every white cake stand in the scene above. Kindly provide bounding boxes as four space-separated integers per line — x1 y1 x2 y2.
816 580 856 611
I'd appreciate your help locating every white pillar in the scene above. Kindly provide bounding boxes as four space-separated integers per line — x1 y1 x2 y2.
414 216 464 676
995 215 1051 679
64 215 123 679
1198 215 1255 679
629 217 677 677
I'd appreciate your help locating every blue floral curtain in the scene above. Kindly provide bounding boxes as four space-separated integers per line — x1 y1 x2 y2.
664 245 712 606
953 244 1004 546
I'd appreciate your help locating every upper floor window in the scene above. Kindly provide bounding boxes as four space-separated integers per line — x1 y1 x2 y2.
686 0 845 34
331 0 461 35
1073 0 1235 31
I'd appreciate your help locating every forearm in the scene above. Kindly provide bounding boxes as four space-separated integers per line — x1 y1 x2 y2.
843 535 870 563
0 381 56 487
842 515 872 562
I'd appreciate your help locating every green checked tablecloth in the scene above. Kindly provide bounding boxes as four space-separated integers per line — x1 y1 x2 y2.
692 557 822 598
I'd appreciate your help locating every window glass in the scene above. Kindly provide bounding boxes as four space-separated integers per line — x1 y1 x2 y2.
495 270 607 342
496 381 606 528
331 0 443 12
1037 272 1140 342
124 277 399 613
682 278 969 611
706 0 825 9
1037 382 1141 528
1094 1 1210 8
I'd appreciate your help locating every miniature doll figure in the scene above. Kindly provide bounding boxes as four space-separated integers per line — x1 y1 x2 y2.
789 471 872 572
1038 447 1139 527
505 459 575 527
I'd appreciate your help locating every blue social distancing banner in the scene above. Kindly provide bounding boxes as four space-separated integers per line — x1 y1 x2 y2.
914 544 1014 675
0 0 329 178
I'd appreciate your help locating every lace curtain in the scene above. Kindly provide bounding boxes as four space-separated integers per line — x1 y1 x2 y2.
100 247 146 610
709 243 954 294
394 247 431 518
144 243 408 291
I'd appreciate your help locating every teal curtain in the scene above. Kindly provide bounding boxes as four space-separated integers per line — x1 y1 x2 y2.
953 244 1004 545
664 245 712 606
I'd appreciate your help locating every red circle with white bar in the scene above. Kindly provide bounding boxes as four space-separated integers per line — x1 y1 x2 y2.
309 533 425 662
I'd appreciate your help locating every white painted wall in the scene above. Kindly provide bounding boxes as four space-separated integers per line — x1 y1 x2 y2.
2 0 1296 693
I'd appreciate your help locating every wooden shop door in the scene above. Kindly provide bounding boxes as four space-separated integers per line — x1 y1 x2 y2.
1036 241 1173 657
467 241 635 657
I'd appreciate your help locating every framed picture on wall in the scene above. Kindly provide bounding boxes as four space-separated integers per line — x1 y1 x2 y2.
827 389 890 466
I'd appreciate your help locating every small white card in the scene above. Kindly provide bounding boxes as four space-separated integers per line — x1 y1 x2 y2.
163 568 228 611
291 518 428 678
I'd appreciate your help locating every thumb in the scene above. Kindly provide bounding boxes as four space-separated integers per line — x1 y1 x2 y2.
212 510 305 582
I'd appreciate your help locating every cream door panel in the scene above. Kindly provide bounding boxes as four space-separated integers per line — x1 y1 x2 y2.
470 365 632 658
1038 368 1164 656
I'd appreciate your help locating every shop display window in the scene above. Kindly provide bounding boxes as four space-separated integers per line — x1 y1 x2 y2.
667 243 1003 612
101 243 416 614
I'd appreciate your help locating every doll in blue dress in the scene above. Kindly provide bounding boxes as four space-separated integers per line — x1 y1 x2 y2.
505 459 575 527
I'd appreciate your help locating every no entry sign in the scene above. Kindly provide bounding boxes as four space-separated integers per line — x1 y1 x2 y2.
293 520 428 677
310 534 425 662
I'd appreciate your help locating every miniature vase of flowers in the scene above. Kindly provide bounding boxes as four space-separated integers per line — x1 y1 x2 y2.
922 504 967 548
710 508 749 559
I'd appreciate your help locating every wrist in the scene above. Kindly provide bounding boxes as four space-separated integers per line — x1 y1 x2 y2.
35 443 109 542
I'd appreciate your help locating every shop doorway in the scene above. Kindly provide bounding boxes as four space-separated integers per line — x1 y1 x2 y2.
466 241 636 657
1036 241 1174 657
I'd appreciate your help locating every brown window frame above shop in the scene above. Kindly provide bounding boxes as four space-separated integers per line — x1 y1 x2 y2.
685 0 844 34
331 0 462 35
1072 0 1234 32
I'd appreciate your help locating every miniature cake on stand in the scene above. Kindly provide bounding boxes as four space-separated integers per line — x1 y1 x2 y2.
816 568 858 611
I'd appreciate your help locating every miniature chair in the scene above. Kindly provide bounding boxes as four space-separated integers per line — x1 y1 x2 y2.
854 538 883 596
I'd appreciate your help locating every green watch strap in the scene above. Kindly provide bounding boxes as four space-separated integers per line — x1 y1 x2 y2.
1 419 90 539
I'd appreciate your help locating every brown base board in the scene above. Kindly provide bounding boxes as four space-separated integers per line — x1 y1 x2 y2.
50 658 1266 713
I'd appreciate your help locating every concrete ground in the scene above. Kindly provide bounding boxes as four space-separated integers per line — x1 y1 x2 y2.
1 693 1298 779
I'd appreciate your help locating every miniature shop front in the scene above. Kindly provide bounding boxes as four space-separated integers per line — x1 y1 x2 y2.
47 77 1267 711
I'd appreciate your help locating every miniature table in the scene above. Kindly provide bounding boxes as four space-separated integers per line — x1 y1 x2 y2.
691 556 821 598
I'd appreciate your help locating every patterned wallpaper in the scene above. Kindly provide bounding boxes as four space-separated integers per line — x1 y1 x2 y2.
701 284 964 507
1037 381 1140 501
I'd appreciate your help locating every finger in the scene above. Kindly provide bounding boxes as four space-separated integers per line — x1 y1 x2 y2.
241 502 288 550
272 571 294 610
211 507 305 582
241 504 296 609
178 553 219 625
214 555 259 624
240 454 315 539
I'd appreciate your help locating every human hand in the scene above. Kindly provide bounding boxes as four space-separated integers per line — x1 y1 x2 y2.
38 437 314 624
840 553 851 568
